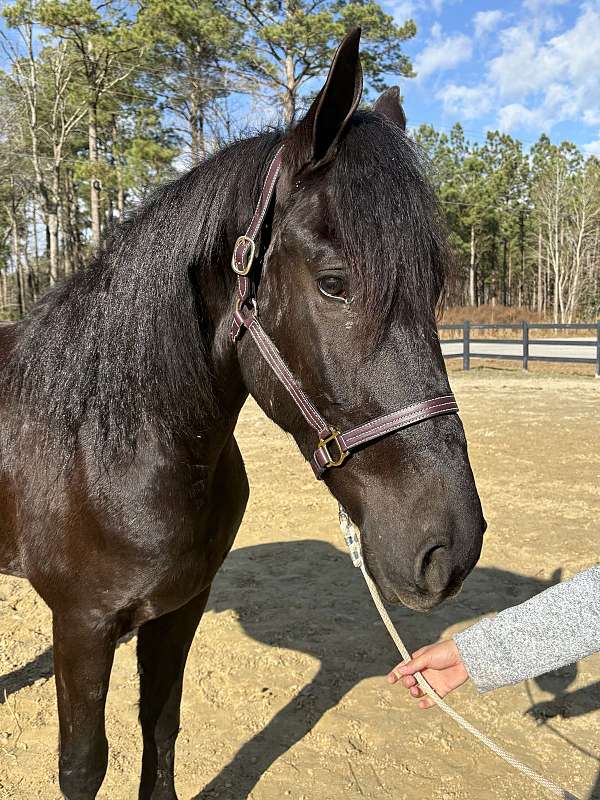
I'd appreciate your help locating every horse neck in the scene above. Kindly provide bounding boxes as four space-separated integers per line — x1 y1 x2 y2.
1 135 287 464
202 272 249 427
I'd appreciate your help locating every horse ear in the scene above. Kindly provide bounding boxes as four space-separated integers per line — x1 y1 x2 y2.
294 28 363 168
373 86 407 131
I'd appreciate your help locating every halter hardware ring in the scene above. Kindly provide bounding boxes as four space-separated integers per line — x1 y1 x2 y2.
235 296 257 316
231 235 256 275
318 429 349 468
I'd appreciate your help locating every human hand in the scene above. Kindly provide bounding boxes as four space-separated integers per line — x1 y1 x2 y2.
387 640 469 709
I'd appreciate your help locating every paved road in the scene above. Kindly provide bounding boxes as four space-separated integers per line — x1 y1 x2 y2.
441 337 597 362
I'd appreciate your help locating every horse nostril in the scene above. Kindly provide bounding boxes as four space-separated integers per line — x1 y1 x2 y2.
415 542 448 591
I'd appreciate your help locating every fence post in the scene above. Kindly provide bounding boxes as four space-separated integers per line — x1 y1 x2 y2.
522 321 529 370
596 321 600 378
463 320 470 371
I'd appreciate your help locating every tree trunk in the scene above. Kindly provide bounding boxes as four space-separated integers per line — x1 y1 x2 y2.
9 185 25 318
65 168 82 272
113 117 125 216
0 267 6 315
89 101 101 248
469 223 476 306
519 208 525 308
61 177 72 278
567 212 586 323
553 168 561 324
558 223 566 322
502 238 508 306
508 246 512 306
106 191 114 229
491 235 497 302
544 246 549 316
537 226 543 315
33 199 40 287
190 95 206 163
553 251 559 324
283 52 296 125
117 172 125 217
48 211 59 286
46 158 62 285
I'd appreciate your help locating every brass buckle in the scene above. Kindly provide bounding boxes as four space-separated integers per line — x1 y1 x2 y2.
231 235 256 275
318 429 348 468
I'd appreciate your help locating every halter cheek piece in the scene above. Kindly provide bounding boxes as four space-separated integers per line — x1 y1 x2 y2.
230 145 459 479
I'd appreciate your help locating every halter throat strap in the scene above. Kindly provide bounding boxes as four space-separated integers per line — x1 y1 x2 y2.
229 145 459 479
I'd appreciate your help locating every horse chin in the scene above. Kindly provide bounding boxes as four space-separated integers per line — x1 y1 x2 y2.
394 591 445 612
379 582 464 612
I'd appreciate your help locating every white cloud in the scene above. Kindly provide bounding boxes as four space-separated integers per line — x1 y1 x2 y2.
484 4 600 133
523 0 570 29
583 109 600 126
497 103 551 132
474 10 504 38
583 135 600 157
438 83 494 119
414 26 473 79
389 0 416 23
387 0 445 23
488 26 542 98
523 0 569 11
399 0 599 142
489 6 600 99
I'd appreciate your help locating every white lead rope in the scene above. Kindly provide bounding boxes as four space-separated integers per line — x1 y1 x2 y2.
338 506 581 800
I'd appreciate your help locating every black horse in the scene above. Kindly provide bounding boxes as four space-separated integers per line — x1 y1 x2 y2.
0 30 485 800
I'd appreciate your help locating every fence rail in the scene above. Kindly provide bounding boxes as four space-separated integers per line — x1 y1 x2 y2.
439 321 600 376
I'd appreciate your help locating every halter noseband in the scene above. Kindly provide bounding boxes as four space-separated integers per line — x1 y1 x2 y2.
229 145 459 479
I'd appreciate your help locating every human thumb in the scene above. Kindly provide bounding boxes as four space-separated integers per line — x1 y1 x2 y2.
394 649 432 677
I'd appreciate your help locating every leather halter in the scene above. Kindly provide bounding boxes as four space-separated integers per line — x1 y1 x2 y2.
230 145 459 479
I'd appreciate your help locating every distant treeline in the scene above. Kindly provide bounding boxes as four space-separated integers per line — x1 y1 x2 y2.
1 1 598 323
416 124 599 322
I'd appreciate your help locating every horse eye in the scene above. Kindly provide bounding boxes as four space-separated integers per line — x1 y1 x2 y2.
318 275 346 300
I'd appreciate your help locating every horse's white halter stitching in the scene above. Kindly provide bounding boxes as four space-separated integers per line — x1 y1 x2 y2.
338 506 580 800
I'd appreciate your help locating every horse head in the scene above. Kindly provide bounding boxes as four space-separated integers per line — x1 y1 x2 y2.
237 30 486 611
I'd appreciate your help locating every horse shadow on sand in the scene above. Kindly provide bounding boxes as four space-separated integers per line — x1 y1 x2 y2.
197 539 600 800
1 539 598 798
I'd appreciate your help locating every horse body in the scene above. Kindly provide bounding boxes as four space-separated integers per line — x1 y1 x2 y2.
0 382 249 799
0 322 23 577
0 30 485 800
0 305 250 797
1 428 244 617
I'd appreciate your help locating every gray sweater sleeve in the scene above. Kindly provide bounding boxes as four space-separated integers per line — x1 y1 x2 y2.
453 566 600 693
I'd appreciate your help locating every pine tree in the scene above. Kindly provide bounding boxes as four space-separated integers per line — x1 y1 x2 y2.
223 0 416 124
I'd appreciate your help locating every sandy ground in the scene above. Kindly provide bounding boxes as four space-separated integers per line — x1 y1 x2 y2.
1 368 599 800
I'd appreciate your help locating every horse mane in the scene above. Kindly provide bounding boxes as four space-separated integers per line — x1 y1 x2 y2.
1 131 283 460
1 112 447 464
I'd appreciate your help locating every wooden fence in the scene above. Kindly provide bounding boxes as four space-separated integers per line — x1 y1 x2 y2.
439 322 600 376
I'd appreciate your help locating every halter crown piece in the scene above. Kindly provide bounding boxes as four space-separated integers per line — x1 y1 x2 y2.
230 145 459 479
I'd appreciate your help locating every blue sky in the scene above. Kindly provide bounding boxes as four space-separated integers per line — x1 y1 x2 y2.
380 0 600 154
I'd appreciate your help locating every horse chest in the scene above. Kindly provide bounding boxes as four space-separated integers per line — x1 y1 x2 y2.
11 432 249 627
0 473 23 577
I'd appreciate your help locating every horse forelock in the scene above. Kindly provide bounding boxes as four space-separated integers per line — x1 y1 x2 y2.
282 110 448 340
330 112 448 337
